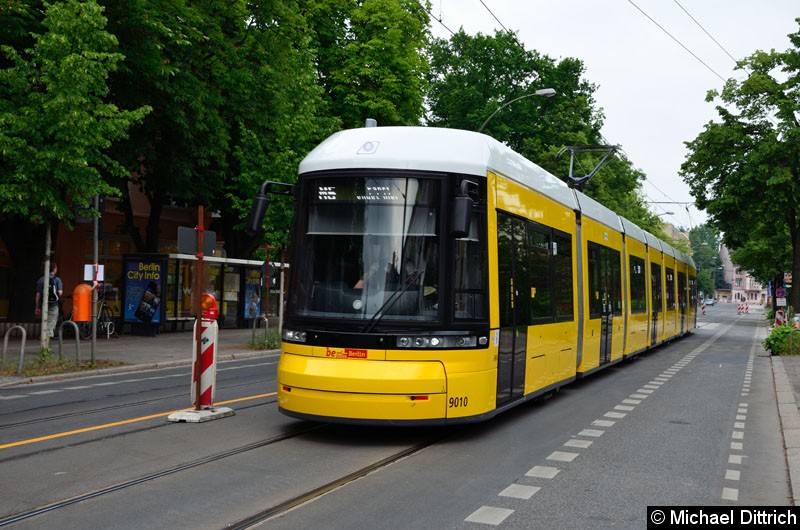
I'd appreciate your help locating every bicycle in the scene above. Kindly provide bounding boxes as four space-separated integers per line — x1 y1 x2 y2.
78 296 116 340
61 292 116 340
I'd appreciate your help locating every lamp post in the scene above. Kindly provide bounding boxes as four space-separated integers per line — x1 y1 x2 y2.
478 88 557 133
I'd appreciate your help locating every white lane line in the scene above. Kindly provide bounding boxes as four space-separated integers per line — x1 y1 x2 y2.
579 429 604 437
722 487 739 501
465 506 514 525
547 451 579 463
564 439 593 449
526 466 560 479
725 469 741 481
499 484 540 499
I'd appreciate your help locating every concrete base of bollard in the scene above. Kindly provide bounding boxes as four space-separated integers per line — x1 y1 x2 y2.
166 406 235 423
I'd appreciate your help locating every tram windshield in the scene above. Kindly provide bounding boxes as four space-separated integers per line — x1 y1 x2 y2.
290 176 440 322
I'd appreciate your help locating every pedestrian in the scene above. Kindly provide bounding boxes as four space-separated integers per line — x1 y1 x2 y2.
35 262 63 339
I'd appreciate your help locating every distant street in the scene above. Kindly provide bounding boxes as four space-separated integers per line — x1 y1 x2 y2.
0 303 790 530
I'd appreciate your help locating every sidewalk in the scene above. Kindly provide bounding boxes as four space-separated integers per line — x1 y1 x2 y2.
0 325 278 387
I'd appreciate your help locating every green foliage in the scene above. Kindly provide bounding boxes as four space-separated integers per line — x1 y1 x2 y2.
0 0 150 226
681 19 800 312
763 323 800 356
689 225 722 296
425 29 655 225
249 328 281 350
325 0 430 127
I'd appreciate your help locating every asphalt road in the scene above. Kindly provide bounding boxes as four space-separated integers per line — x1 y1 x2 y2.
0 304 793 530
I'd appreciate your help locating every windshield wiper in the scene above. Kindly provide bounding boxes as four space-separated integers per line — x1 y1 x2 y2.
360 270 422 333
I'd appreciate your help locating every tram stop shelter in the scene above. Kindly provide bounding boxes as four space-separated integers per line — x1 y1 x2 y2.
122 253 271 333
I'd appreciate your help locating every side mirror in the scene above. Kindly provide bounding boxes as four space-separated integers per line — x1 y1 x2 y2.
451 195 473 238
246 194 270 235
451 180 477 238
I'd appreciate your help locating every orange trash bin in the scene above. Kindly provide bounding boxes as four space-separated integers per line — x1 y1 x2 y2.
72 283 92 322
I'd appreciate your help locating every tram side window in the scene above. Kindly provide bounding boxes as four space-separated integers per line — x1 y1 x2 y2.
527 220 574 324
528 226 551 322
454 210 487 320
609 247 622 316
588 244 602 319
588 242 621 318
629 256 647 314
651 263 662 312
665 267 675 310
678 271 687 309
553 232 574 320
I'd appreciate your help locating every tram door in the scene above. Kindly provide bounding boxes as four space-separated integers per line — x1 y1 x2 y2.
588 243 618 365
496 214 528 405
678 272 687 334
651 263 662 344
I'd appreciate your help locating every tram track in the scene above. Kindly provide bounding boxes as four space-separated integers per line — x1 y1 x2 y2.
0 422 324 527
224 429 456 530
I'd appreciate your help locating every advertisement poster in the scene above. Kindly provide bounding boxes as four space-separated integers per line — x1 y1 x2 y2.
244 270 262 320
123 256 166 324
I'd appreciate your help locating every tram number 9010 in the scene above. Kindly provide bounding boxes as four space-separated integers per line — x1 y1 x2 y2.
448 396 468 408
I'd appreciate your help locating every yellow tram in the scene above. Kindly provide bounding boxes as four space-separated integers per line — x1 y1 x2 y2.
252 126 696 425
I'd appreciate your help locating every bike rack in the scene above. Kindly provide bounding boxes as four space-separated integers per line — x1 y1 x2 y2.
2 326 27 373
252 315 269 346
57 321 81 363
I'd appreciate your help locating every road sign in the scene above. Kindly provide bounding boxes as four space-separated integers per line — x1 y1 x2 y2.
776 287 787 298
177 226 216 255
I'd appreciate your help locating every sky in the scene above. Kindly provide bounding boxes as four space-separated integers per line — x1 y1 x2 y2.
426 1 798 230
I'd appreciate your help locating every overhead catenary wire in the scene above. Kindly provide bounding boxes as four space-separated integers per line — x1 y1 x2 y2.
672 0 745 72
477 0 508 32
626 0 727 83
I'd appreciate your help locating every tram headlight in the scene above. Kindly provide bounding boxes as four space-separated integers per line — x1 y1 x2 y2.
395 334 478 349
282 329 307 343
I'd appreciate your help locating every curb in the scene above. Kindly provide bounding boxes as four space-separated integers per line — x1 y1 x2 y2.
772 355 800 506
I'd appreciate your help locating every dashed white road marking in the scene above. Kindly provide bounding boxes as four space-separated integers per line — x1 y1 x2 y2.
465 506 514 525
547 451 579 463
526 466 560 479
578 429 604 437
463 320 740 526
564 439 593 449
499 484 540 499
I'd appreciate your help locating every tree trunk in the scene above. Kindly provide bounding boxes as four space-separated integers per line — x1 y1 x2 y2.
792 224 800 314
0 217 47 321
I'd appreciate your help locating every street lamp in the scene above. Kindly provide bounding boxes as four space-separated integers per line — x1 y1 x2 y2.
478 88 557 133
656 211 674 216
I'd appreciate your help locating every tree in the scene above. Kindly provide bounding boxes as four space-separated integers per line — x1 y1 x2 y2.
681 19 800 311
322 0 431 127
0 0 149 326
688 224 722 296
426 29 662 233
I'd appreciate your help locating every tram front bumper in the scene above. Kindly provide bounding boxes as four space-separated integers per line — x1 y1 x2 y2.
277 352 447 422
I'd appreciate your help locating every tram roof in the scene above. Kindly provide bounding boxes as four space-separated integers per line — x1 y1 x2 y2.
299 126 688 266
299 126 578 210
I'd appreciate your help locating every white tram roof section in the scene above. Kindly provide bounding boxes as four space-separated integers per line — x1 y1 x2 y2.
572 190 623 233
619 216 647 245
299 126 578 210
643 231 664 253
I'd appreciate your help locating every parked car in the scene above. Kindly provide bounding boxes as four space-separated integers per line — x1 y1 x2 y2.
704 298 715 306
